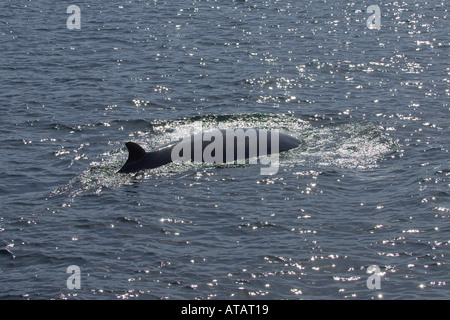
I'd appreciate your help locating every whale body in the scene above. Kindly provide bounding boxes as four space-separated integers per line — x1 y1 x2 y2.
118 128 301 173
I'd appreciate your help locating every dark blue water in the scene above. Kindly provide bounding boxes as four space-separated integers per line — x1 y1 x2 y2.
0 0 448 299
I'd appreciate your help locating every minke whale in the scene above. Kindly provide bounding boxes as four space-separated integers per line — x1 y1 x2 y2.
118 128 301 175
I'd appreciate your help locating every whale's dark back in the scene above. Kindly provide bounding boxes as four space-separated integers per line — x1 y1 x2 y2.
182 129 300 161
119 129 301 173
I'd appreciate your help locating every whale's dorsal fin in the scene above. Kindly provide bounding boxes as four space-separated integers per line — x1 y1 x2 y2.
124 142 147 164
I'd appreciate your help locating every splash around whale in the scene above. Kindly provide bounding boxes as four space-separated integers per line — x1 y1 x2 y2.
118 128 301 175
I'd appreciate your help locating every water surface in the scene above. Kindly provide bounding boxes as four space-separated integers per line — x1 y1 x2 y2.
0 0 448 299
